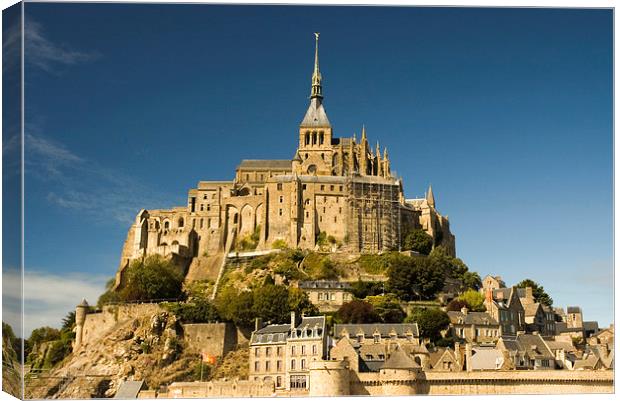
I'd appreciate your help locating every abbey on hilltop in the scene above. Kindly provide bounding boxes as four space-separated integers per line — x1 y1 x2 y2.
114 34 455 284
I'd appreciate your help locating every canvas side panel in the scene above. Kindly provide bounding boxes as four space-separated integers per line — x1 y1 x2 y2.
2 2 24 399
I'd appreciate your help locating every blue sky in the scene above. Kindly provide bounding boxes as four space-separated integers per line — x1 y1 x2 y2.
18 4 612 334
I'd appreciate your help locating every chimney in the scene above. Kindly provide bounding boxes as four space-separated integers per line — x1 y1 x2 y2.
255 317 263 332
454 342 461 369
290 311 296 331
485 288 493 303
461 306 469 315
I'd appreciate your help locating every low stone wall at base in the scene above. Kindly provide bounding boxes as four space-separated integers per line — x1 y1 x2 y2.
163 380 274 398
420 370 614 395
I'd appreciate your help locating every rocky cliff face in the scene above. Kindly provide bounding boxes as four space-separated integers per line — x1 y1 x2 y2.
25 309 201 399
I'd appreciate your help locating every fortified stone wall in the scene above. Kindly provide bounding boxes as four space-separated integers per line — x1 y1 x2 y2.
81 303 164 348
310 368 614 396
181 323 238 358
164 380 274 398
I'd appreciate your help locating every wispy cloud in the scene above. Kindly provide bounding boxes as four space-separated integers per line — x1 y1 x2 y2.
4 269 108 336
25 19 100 73
26 133 174 225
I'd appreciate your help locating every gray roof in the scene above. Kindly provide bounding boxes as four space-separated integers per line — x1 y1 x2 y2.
115 380 145 399
567 306 582 314
237 159 292 170
252 316 326 345
501 334 554 360
381 346 420 370
299 280 352 289
470 346 504 370
448 311 499 326
334 323 419 339
584 321 599 331
300 98 331 127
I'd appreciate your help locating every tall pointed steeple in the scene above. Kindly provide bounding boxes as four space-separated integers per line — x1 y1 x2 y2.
300 33 330 128
426 184 435 208
310 32 323 99
361 125 367 142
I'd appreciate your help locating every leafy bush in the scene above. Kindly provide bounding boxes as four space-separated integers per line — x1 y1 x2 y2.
403 229 434 255
304 252 339 280
117 255 184 302
446 298 470 312
365 295 406 323
271 239 288 250
387 256 445 301
349 281 385 299
336 300 382 324
215 284 316 328
457 289 486 312
405 307 450 342
164 299 221 323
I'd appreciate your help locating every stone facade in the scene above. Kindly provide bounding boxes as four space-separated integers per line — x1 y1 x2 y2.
248 313 327 391
447 307 500 344
484 287 525 336
297 280 353 312
113 35 456 288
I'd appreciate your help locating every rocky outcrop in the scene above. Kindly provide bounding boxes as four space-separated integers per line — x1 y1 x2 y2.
24 307 200 399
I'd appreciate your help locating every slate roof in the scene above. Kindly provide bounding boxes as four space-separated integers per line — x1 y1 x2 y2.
567 306 582 314
545 340 576 353
470 346 504 371
583 321 599 332
300 98 331 127
573 354 601 370
447 311 499 326
524 303 541 317
334 323 419 339
114 380 145 399
428 347 458 368
500 334 554 360
251 315 326 345
382 346 420 370
299 280 352 289
237 159 292 170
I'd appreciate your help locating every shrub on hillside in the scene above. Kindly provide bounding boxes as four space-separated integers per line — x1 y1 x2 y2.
118 255 184 302
336 300 381 324
405 307 450 343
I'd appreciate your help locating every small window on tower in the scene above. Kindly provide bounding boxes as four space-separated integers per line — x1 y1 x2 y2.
277 183 283 191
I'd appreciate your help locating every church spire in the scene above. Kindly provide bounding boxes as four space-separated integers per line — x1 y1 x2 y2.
310 32 323 99
427 184 435 208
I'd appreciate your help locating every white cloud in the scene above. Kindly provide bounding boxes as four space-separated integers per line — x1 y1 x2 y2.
25 19 99 73
26 133 174 225
4 269 108 336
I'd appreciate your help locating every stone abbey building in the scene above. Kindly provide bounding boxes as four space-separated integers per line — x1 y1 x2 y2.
115 35 455 284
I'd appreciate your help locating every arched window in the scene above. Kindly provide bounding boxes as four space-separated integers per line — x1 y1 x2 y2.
319 132 324 145
291 359 296 370
305 131 310 145
312 131 317 145
164 221 170 230
178 218 184 228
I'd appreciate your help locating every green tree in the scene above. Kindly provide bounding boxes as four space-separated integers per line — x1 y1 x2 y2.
61 311 76 331
405 308 450 342
288 287 319 317
365 295 406 323
457 289 486 312
516 279 553 307
215 287 256 328
165 298 220 323
349 281 384 299
429 246 481 291
336 300 381 324
403 229 434 255
119 255 184 302
388 256 444 301
252 285 291 324
446 298 470 312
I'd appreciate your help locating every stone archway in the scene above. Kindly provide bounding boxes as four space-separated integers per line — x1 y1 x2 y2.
239 204 255 238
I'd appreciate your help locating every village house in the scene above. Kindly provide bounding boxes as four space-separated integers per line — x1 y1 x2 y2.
331 323 428 370
428 344 463 371
496 333 556 370
249 312 327 391
447 307 500 344
297 280 352 312
483 287 525 336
